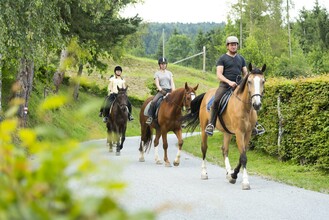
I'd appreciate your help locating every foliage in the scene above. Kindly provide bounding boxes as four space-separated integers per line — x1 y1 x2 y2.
166 34 193 64
0 98 155 219
253 75 329 171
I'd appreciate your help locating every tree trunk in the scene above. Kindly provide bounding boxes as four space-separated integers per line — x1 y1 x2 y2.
15 58 34 127
53 49 68 93
73 64 83 101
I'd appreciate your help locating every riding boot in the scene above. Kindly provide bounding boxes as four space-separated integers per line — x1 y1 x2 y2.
127 100 134 121
128 112 134 121
205 105 219 136
146 103 155 125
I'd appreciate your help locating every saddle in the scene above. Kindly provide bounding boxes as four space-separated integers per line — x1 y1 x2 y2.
143 96 164 118
207 89 234 134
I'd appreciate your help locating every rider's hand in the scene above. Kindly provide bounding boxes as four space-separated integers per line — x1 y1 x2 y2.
160 89 167 95
228 81 238 89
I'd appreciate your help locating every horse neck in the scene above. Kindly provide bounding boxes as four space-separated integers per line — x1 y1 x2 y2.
169 88 185 109
235 83 252 111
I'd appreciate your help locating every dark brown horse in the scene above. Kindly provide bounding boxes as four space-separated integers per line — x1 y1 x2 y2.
106 86 129 156
182 63 266 189
139 82 198 167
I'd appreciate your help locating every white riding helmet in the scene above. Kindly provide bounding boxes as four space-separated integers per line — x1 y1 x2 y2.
226 36 239 45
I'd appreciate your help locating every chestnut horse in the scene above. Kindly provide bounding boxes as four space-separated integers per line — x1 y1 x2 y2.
182 63 266 189
106 86 129 156
139 82 198 167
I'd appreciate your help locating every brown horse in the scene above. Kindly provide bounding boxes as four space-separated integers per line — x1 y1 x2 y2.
139 82 198 167
182 63 266 190
106 86 129 156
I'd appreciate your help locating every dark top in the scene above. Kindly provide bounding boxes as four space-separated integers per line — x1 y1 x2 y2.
216 53 246 82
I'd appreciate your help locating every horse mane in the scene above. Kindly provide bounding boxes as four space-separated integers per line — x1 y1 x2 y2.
237 66 264 94
165 87 185 104
237 73 250 94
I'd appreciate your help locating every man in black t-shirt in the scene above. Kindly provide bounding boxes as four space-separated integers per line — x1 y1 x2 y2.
205 36 264 136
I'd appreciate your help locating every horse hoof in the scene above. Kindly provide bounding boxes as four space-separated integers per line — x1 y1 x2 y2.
165 162 172 167
242 183 251 190
139 158 145 162
109 148 113 152
226 175 236 184
201 174 208 180
156 160 163 165
116 152 120 156
173 161 180 166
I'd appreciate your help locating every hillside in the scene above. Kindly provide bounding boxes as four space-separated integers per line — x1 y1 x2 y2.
84 55 219 99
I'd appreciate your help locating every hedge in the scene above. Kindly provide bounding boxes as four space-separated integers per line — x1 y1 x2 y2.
253 75 329 171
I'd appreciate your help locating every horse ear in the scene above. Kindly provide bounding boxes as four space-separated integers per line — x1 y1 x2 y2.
185 82 188 90
125 85 128 91
261 64 266 73
117 85 120 91
248 63 253 72
194 84 199 91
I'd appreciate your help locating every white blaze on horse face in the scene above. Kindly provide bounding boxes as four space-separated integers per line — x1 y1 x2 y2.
191 93 196 100
252 76 261 104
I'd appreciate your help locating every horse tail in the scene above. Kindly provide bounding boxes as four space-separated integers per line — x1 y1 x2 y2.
142 125 153 153
181 92 205 133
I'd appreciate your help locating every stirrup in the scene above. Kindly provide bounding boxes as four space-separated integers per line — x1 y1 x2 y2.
128 115 134 121
103 117 108 123
205 124 214 136
252 124 265 135
146 117 153 125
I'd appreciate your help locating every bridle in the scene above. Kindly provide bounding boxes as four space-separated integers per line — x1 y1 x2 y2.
182 91 195 112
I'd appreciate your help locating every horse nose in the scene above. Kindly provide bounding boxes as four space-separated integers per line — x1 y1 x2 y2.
253 102 262 111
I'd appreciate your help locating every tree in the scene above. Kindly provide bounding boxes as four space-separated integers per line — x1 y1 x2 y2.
166 34 193 64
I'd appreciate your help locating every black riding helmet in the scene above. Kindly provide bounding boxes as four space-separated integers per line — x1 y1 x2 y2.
158 57 167 65
114 66 122 73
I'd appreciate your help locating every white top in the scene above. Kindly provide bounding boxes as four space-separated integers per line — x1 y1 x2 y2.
107 76 126 95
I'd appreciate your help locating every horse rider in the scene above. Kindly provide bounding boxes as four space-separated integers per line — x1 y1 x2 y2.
99 65 134 122
205 36 265 136
146 57 176 125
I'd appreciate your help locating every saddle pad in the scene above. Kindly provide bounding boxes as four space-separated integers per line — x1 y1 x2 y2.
206 89 233 114
207 96 214 112
144 102 151 117
143 97 164 117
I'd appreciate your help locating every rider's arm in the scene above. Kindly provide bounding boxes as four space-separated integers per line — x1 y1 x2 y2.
155 77 162 91
170 76 175 91
217 65 237 88
242 66 248 77
107 78 113 95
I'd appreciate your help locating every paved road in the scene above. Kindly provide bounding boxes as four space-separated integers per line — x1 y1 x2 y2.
83 134 329 220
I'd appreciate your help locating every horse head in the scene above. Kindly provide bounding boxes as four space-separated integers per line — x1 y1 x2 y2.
247 63 266 111
183 82 199 112
116 86 129 111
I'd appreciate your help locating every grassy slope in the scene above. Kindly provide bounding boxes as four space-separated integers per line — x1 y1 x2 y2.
30 55 328 193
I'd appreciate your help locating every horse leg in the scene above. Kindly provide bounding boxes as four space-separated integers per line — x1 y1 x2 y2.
222 133 235 184
107 129 113 152
233 133 250 190
201 130 209 180
154 130 162 165
161 132 171 167
115 132 121 156
139 140 145 162
173 129 183 166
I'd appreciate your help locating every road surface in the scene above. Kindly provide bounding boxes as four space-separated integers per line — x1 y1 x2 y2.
81 134 329 220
